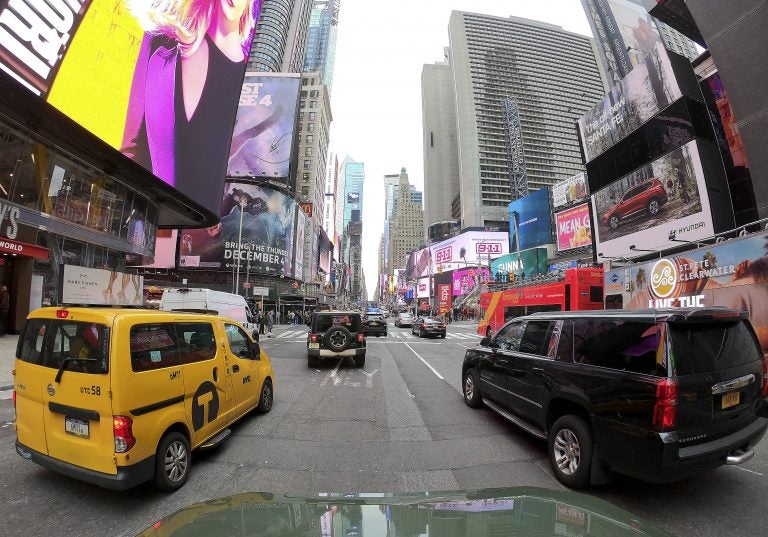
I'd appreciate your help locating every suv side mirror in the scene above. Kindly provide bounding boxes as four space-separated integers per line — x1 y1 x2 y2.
480 336 492 347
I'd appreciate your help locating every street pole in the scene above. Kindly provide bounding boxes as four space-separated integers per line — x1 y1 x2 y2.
235 199 245 295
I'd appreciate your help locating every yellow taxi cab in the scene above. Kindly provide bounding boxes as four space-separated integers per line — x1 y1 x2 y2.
13 307 274 491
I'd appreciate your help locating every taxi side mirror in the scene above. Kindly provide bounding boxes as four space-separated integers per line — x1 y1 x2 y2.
251 330 260 343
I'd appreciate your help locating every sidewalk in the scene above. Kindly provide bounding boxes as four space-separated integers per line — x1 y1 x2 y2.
0 334 18 391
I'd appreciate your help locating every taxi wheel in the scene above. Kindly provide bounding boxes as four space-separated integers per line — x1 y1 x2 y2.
153 432 191 491
256 378 273 414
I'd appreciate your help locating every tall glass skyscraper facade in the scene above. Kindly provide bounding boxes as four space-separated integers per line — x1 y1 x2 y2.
303 0 341 93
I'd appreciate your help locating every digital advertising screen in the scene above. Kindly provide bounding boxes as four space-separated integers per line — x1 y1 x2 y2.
405 232 509 280
491 249 549 280
555 203 593 252
508 188 553 252
0 0 262 216
578 42 682 163
294 207 307 280
552 173 588 209
452 268 490 297
591 139 715 259
227 74 300 180
179 182 297 277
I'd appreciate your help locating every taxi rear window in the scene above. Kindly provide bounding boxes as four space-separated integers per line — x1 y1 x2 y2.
17 319 110 375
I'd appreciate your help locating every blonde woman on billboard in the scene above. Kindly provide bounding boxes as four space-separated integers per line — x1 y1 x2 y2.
121 0 260 203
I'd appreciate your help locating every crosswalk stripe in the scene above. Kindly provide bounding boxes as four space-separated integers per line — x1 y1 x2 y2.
449 333 478 340
276 330 305 339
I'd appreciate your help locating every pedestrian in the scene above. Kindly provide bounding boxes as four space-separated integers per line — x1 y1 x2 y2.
0 285 9 337
675 165 690 203
288 310 294 325
267 310 274 337
259 310 266 335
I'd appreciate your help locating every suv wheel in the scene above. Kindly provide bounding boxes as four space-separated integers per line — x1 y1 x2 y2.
463 368 482 408
648 199 660 215
548 415 593 488
609 215 619 229
153 432 191 491
325 326 352 352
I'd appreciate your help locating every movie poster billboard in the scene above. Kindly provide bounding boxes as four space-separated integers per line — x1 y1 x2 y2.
405 232 509 280
294 208 307 280
0 0 263 216
228 74 301 180
555 204 593 252
552 173 588 209
604 230 768 355
179 182 297 276
508 188 553 252
437 284 452 315
452 268 490 297
578 42 682 163
591 140 714 259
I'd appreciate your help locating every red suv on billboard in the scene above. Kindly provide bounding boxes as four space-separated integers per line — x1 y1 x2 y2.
602 178 668 229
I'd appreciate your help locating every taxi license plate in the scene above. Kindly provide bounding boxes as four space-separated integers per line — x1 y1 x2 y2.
721 391 741 409
65 417 89 438
309 343 320 349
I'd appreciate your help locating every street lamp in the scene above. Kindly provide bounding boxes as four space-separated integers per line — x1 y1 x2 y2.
234 198 246 295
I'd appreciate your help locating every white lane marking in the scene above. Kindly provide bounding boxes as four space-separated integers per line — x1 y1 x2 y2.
362 368 380 388
331 357 344 386
454 342 472 349
404 343 444 380
732 465 764 476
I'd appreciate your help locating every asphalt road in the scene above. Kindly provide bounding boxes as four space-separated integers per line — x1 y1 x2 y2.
0 321 767 536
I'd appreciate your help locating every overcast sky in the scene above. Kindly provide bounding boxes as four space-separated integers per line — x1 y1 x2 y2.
328 0 595 300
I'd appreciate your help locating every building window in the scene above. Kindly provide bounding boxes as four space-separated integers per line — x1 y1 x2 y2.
301 186 309 196
302 172 310 181
309 101 316 108
305 147 313 156
308 112 316 120
307 134 314 143
304 159 311 170
308 123 314 132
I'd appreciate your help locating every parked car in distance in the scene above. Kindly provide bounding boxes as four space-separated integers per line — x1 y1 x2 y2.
412 316 446 338
602 178 668 230
395 312 415 328
307 311 366 368
461 308 768 488
363 312 388 337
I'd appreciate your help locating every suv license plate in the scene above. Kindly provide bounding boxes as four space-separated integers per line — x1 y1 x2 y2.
65 417 89 438
309 343 320 349
722 391 741 409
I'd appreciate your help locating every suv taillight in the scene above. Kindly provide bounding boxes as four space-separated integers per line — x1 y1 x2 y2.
113 416 136 453
762 356 768 398
357 333 365 343
421 323 426 329
309 333 318 343
652 379 678 432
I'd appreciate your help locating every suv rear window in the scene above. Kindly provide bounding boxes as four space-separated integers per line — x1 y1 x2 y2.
18 319 110 375
670 321 761 376
315 314 361 332
573 319 661 375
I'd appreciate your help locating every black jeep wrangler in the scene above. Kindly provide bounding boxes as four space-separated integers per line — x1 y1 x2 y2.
307 311 366 368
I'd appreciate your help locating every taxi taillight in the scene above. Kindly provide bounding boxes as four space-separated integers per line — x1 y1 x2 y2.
113 416 136 453
56 309 69 319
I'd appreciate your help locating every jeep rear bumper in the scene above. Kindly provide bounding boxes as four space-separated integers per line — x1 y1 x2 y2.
308 348 366 358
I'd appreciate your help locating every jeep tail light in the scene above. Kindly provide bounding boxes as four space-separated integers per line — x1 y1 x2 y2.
309 333 318 343
653 379 678 432
113 416 136 453
421 323 426 329
761 356 768 398
357 333 365 343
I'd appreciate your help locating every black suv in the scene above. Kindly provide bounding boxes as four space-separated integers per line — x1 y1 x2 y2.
462 308 768 488
307 311 366 367
363 313 388 337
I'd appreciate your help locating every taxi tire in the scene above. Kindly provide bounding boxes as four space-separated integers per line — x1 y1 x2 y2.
256 378 273 414
153 432 191 492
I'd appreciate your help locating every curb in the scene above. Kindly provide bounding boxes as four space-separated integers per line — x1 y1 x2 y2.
0 383 12 392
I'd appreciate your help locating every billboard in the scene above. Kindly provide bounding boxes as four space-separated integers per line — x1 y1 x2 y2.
555 203 593 252
552 173 588 209
0 0 262 216
591 140 714 259
294 208 307 280
604 230 768 355
417 277 430 298
347 192 360 204
132 229 177 268
437 284 452 315
490 249 549 280
452 268 490 297
60 265 143 306
179 182 296 277
578 42 682 163
508 188 553 252
405 231 509 280
227 74 300 180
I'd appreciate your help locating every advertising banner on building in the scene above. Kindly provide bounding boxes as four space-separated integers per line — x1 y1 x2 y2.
0 0 263 215
405 231 509 280
490 249 549 280
591 139 714 259
417 277 430 298
452 268 490 297
294 208 306 281
578 42 682 163
508 188 553 252
552 173 588 209
60 265 143 306
604 230 768 355
437 284 452 315
555 203 593 252
228 74 300 181
179 182 297 276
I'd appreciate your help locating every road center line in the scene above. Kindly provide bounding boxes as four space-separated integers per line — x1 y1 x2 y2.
404 342 444 380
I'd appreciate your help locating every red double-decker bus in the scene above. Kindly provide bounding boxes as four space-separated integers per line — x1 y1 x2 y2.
477 268 604 337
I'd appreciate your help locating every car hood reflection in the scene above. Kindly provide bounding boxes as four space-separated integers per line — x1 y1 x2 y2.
136 487 674 536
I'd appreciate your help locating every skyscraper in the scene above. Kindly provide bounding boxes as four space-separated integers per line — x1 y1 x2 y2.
433 12 606 229
247 0 313 73
387 168 424 273
303 0 342 92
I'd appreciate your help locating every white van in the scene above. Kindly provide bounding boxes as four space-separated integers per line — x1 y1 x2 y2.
160 289 258 334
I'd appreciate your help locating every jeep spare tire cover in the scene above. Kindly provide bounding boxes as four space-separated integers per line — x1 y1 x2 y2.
325 326 352 352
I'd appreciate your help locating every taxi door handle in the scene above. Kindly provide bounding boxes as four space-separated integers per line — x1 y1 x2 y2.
232 364 240 373
213 367 218 382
